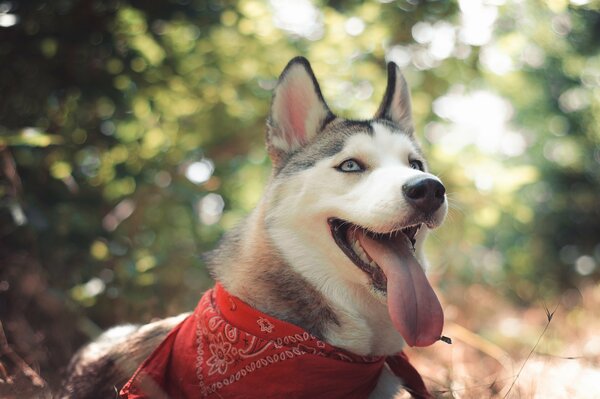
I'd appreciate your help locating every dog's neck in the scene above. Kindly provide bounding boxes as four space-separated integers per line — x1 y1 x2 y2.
207 201 405 356
207 203 339 340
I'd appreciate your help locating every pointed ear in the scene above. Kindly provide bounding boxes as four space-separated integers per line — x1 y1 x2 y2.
267 57 333 166
374 62 414 134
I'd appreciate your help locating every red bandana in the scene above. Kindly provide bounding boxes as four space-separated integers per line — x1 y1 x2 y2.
120 284 431 399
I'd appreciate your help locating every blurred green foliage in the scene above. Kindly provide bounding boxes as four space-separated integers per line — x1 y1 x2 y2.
1 0 599 341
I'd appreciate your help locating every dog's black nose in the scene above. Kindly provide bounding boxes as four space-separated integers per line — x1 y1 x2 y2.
403 177 446 214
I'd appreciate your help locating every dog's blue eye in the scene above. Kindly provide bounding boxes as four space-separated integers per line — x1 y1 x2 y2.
409 160 424 171
338 159 364 173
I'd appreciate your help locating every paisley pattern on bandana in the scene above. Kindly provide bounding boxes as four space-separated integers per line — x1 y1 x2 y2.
120 284 432 399
193 286 381 396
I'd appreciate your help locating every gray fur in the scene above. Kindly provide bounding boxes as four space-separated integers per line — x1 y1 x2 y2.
207 209 339 339
60 315 186 399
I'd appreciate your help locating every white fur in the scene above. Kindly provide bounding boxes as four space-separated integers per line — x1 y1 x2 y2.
265 123 447 361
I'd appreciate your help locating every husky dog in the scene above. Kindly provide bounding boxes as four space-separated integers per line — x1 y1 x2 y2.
61 57 447 399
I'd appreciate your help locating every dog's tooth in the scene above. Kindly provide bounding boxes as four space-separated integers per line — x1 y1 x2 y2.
356 247 365 259
350 239 373 265
354 242 363 255
358 249 370 264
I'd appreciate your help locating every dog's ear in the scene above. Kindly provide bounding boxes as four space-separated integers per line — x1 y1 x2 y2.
267 57 333 167
374 62 414 134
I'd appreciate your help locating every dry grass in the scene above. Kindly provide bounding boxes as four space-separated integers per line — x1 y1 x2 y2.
406 283 600 398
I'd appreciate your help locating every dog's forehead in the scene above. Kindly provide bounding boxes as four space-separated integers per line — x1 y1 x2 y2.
342 122 420 160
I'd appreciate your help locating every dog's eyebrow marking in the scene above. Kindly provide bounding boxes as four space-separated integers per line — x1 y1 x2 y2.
280 122 373 175
281 136 347 174
338 120 374 134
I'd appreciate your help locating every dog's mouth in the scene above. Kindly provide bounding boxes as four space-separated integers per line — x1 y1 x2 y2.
328 218 421 292
328 217 444 347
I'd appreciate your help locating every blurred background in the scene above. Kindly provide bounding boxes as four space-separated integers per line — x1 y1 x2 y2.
1 0 599 397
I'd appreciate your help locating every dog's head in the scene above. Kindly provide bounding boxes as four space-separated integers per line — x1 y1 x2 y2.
264 57 447 348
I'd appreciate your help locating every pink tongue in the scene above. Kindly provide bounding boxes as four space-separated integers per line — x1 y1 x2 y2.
358 232 444 347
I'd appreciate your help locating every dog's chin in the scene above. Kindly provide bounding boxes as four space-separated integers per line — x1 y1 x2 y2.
327 217 424 293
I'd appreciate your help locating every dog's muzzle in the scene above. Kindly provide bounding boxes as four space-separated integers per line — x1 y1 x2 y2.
402 177 446 215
